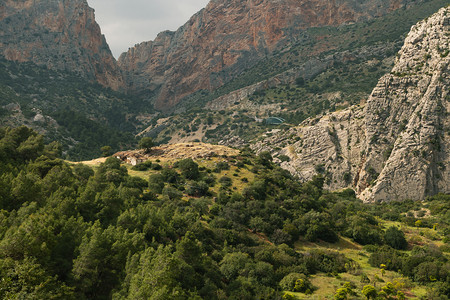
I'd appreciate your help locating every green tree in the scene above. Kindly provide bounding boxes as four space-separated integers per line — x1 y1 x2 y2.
162 186 183 201
138 137 154 154
256 151 273 168
334 287 348 300
176 158 200 180
126 246 187 299
100 146 112 157
296 76 305 87
148 173 165 194
362 285 377 299
384 226 407 250
11 171 42 208
186 181 209 197
280 273 311 292
381 282 396 296
17 131 44 161
0 257 75 299
220 252 251 281
72 222 144 298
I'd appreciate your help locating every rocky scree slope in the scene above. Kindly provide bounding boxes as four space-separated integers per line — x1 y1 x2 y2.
118 0 421 111
253 6 450 202
0 0 124 90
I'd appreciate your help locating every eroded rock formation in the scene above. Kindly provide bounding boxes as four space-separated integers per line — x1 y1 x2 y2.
118 0 417 111
253 7 449 202
0 0 124 90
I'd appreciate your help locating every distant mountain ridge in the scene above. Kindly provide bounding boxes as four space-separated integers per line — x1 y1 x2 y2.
118 0 424 111
0 0 441 111
0 0 124 90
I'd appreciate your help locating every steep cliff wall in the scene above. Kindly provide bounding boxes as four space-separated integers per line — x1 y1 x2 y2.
253 6 449 202
118 0 418 111
0 0 124 90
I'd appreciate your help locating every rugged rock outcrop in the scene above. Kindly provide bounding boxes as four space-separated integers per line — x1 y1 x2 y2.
253 7 449 202
119 0 419 111
0 0 124 90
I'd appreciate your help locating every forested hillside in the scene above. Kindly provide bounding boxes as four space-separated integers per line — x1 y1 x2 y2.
0 126 448 299
0 58 152 160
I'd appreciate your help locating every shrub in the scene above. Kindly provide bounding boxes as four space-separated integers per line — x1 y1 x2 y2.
175 158 200 180
148 174 165 194
278 155 290 162
162 186 183 200
362 285 377 299
279 273 312 293
384 226 407 250
131 160 153 171
214 161 230 172
368 245 404 271
186 181 209 197
219 176 232 188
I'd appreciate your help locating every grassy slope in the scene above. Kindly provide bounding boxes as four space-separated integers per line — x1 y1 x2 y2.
74 149 449 299
286 218 448 299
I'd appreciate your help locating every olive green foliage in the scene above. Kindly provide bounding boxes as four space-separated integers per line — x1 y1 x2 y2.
279 273 313 293
138 137 154 154
0 127 448 299
368 244 449 288
174 158 200 180
100 146 112 157
0 59 145 160
384 226 407 250
362 285 377 299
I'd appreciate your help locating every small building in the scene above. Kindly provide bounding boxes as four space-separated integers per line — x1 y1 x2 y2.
115 151 146 166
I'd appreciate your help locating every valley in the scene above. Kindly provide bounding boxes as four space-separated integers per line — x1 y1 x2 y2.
0 0 449 298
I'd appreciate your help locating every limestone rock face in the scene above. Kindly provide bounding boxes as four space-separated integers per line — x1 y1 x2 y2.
359 6 449 201
253 7 449 202
0 0 124 90
118 0 416 111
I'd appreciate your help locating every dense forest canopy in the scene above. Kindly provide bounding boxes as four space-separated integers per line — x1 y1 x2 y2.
0 126 448 299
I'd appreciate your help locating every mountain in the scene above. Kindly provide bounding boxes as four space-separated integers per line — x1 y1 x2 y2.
253 6 449 202
0 0 124 90
139 0 447 146
0 0 154 160
118 0 424 111
0 58 145 160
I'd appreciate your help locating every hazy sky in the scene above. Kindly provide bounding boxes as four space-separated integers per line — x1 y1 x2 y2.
87 0 210 58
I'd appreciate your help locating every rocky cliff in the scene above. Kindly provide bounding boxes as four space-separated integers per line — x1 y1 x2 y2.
118 0 420 111
253 6 449 202
0 0 124 90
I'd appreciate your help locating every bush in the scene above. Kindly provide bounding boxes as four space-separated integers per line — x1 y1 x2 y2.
257 151 273 168
148 174 165 194
214 161 230 172
131 160 153 171
368 245 404 271
162 186 183 200
279 273 312 293
186 181 209 197
384 226 407 250
219 176 232 188
278 155 290 162
175 158 200 180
